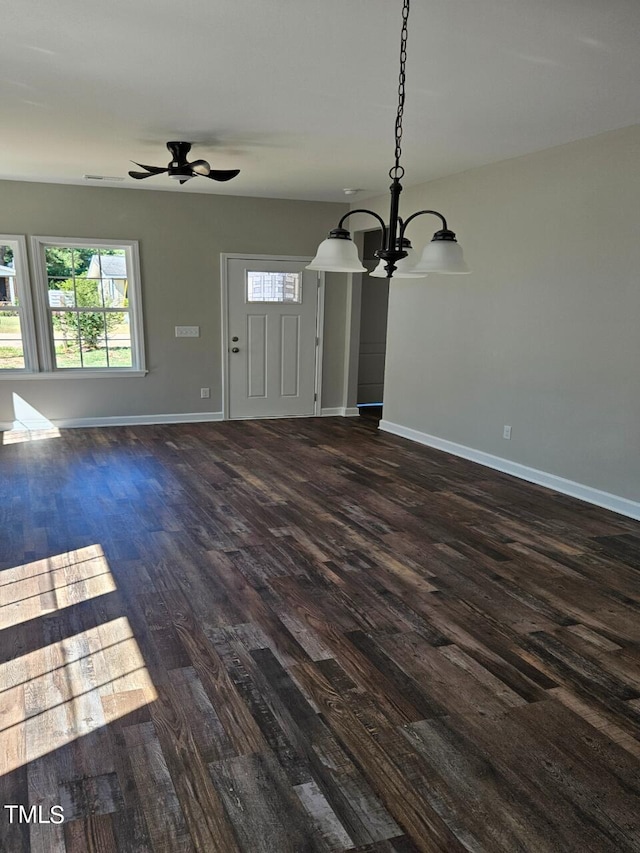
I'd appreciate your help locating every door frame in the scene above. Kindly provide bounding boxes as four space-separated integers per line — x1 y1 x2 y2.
220 253 325 420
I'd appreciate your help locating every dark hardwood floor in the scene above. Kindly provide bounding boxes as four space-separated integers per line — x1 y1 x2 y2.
1 416 640 852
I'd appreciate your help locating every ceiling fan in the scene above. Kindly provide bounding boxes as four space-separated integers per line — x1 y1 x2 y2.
128 141 240 185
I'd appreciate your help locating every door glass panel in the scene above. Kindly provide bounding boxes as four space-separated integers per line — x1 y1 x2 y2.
246 271 301 303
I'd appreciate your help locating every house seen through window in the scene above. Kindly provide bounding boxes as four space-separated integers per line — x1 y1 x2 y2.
33 237 145 374
46 247 133 368
0 236 37 372
0 244 24 369
0 237 145 375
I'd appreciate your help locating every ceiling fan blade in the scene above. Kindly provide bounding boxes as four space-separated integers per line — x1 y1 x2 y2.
205 169 241 182
189 159 211 176
128 169 167 180
132 161 168 174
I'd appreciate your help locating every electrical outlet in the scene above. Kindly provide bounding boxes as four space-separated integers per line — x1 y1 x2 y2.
175 325 200 338
503 425 512 440
200 387 210 399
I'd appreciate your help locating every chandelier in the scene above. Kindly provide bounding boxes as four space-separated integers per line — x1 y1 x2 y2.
307 0 470 279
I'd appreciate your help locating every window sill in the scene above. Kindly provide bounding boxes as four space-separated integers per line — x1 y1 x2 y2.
0 369 148 380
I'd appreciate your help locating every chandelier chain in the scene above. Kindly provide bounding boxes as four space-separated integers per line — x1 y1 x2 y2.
392 0 410 178
310 0 465 279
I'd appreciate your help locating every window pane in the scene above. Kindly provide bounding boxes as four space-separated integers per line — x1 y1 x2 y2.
53 333 82 368
1 290 20 307
0 247 18 305
52 309 132 369
107 341 132 368
87 251 129 308
247 271 301 303
39 240 141 372
0 310 25 369
48 279 76 307
1 240 33 371
78 249 103 277
76 279 102 307
105 314 130 344
96 250 126 277
80 337 108 368
102 277 128 308
52 310 81 367
54 348 82 368
45 247 72 278
105 313 132 367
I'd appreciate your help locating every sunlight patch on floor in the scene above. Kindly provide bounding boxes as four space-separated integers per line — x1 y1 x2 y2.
0 545 117 630
0 615 157 775
2 427 61 444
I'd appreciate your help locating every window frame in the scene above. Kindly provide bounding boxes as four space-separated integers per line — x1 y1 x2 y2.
31 236 146 377
0 234 39 374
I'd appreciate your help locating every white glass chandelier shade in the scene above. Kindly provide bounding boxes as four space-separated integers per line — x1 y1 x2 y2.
412 238 470 274
308 0 472 282
306 237 366 273
370 245 427 278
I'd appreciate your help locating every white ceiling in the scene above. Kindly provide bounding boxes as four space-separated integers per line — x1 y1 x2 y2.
2 0 640 202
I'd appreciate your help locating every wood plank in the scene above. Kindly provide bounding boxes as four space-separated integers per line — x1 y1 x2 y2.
123 721 194 853
291 660 469 853
2 417 640 852
147 686 241 853
63 813 118 853
208 750 326 852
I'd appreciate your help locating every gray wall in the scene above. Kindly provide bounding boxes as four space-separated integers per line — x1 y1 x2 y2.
348 125 640 502
0 181 348 422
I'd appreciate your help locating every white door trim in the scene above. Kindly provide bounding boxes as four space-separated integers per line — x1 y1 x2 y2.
220 253 325 420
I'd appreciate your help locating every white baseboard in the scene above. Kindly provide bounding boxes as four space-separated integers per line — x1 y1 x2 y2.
321 406 360 417
57 411 225 429
379 419 640 521
3 408 361 430
1 412 224 431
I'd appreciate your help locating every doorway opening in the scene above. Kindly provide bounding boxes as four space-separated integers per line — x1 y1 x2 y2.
357 229 388 423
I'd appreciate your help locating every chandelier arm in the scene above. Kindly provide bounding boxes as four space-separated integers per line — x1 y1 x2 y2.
337 209 388 246
399 209 449 240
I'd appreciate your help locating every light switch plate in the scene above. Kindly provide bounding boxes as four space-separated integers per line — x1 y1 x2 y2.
175 325 200 338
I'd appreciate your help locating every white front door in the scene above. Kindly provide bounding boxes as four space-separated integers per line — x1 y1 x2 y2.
224 257 321 419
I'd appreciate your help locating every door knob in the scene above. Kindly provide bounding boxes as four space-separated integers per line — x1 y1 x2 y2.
232 336 239 342
231 347 240 353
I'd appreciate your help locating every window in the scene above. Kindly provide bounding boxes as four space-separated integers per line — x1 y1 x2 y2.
0 236 38 373
247 270 301 303
30 237 145 375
